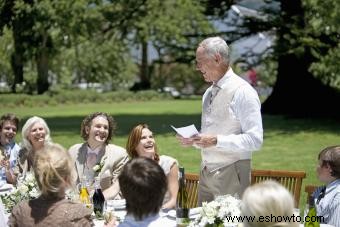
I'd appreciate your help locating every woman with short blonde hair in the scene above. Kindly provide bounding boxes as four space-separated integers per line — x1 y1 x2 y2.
8 143 92 226
241 180 299 227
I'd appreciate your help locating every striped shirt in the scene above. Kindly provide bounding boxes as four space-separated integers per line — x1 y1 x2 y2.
315 179 340 226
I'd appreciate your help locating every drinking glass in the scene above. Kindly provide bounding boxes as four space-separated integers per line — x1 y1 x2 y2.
104 200 116 213
0 167 6 187
302 204 309 224
16 173 25 187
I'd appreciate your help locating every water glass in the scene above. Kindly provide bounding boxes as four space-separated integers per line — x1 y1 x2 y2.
104 200 116 213
302 204 309 224
0 167 6 187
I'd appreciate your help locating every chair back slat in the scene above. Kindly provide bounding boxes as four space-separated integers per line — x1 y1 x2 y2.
304 184 319 204
185 173 199 208
251 169 306 208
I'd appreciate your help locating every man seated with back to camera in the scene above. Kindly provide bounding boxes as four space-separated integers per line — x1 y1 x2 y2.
118 157 174 227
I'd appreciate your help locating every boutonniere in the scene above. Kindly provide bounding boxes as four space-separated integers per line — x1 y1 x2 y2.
93 157 107 173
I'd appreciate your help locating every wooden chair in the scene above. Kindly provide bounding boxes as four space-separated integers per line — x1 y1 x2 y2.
185 173 199 208
304 184 319 204
251 169 306 207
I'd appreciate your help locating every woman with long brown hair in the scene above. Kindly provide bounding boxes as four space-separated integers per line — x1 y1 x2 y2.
126 123 179 209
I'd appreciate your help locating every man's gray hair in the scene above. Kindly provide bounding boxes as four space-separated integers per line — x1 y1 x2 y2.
199 36 230 65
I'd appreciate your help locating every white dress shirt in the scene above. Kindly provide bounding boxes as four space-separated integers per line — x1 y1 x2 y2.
315 179 340 226
202 68 263 168
202 68 263 155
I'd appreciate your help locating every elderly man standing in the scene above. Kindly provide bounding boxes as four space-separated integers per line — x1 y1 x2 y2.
177 37 263 205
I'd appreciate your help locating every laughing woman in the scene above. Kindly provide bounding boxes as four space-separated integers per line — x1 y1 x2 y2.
68 112 129 200
126 123 179 209
12 116 52 184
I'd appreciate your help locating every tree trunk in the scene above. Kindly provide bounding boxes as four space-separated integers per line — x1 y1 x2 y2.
261 0 340 118
10 21 25 93
130 41 151 91
141 41 149 85
262 52 340 118
10 52 23 93
36 48 49 94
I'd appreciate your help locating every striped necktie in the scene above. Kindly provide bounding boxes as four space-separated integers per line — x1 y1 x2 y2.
316 186 326 204
210 85 220 104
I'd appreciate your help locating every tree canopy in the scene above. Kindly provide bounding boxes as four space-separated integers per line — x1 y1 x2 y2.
0 0 339 118
0 0 213 94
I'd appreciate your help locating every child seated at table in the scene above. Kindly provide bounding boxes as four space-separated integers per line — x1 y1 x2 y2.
118 157 174 226
313 145 340 227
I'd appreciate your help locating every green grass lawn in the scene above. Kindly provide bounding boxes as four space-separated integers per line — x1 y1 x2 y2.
2 99 340 207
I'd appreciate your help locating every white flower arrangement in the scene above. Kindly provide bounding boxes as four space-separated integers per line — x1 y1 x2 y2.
189 194 241 227
0 172 40 212
92 157 106 174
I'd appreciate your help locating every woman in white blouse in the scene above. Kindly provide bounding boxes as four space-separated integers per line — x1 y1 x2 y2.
126 123 179 209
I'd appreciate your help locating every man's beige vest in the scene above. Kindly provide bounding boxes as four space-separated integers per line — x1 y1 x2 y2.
201 72 249 171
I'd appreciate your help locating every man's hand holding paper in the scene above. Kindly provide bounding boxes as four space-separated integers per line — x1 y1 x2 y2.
192 134 217 148
172 124 199 148
172 124 217 149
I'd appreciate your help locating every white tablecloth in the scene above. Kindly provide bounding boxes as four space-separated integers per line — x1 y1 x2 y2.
93 209 178 227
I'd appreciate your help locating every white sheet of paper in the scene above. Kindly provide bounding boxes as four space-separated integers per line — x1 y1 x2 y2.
171 124 199 138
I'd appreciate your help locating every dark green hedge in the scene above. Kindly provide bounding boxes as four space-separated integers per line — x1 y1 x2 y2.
0 90 173 108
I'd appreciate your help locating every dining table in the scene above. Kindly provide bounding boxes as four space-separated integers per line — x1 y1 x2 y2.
92 200 203 227
0 191 335 227
92 202 334 227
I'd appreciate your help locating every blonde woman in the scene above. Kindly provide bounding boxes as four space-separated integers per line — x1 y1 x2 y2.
11 116 52 184
241 180 299 227
8 143 92 226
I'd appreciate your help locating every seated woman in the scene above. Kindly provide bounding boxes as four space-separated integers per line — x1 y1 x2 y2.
126 123 179 209
11 116 52 184
313 145 340 227
68 112 129 200
8 143 92 226
119 157 174 226
0 113 21 184
241 180 299 227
